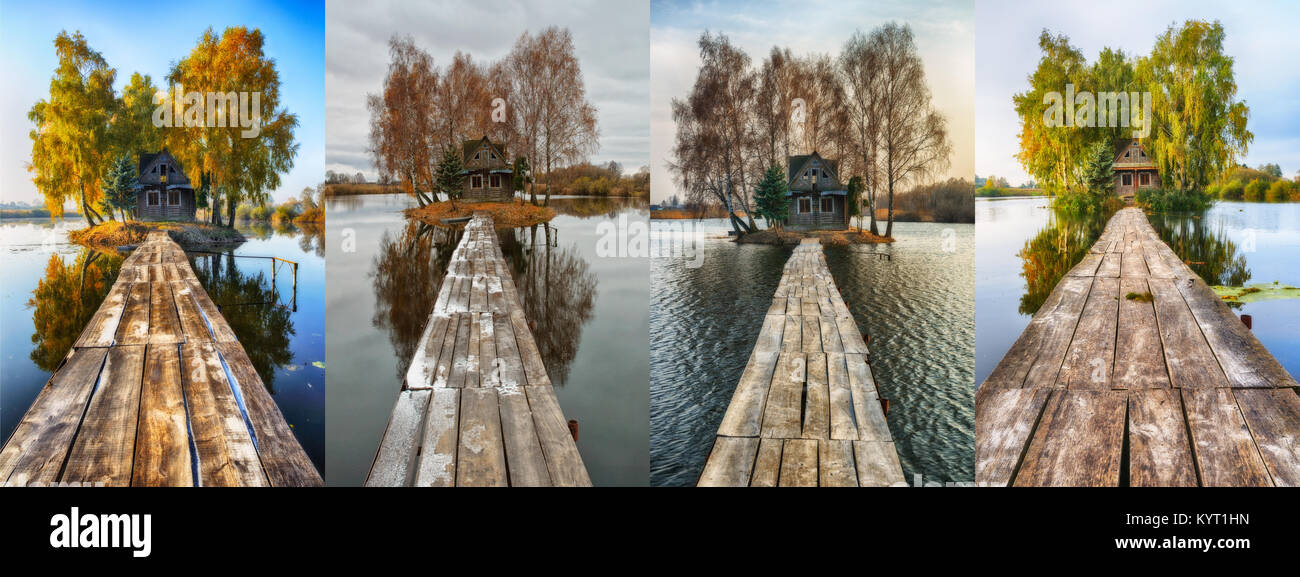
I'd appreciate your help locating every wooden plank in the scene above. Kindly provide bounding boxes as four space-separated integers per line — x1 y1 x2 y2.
1121 246 1149 277
74 281 131 348
1127 389 1197 486
1181 388 1272 486
800 315 821 353
1234 389 1300 487
218 341 322 486
455 387 507 486
1149 278 1230 389
186 279 238 342
493 312 526 387
1177 276 1297 389
826 352 857 441
478 312 499 387
180 341 267 487
413 388 459 486
405 314 451 389
1056 277 1119 389
446 312 472 388
836 315 866 354
760 352 805 439
1067 252 1103 277
365 389 429 487
526 385 591 486
819 440 858 487
510 309 550 386
498 389 551 486
0 348 108 485
62 346 146 486
982 276 1091 389
148 281 183 344
781 316 802 351
172 281 211 342
1014 390 1126 486
846 353 890 442
754 315 785 353
853 440 906 486
1113 278 1170 389
698 437 758 487
1096 252 1121 277
131 344 192 487
802 352 829 439
750 438 782 487
115 282 152 345
716 350 779 438
974 387 1051 487
778 439 818 486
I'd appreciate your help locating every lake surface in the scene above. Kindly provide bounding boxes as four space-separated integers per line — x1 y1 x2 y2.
975 198 1300 386
650 218 975 486
0 217 326 474
324 193 650 486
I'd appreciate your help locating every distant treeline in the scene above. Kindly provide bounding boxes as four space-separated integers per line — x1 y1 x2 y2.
540 162 650 197
889 178 975 223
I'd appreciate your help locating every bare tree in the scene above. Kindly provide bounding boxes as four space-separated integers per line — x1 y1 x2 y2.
839 30 884 234
367 35 438 204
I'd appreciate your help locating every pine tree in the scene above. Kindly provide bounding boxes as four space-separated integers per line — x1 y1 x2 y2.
101 154 138 221
513 156 531 206
847 176 864 231
436 147 466 210
753 163 789 229
1084 140 1115 197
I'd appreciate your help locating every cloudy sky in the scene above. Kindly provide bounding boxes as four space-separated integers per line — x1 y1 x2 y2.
0 0 324 205
976 0 1300 186
326 0 650 181
650 0 975 202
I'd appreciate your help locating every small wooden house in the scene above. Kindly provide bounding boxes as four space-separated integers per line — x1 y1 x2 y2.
460 137 514 202
135 149 196 221
1113 139 1159 198
785 151 847 230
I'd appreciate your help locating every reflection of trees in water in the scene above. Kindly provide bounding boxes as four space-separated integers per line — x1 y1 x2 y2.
370 220 458 380
1018 207 1112 315
501 223 598 386
239 221 326 257
27 250 123 372
548 196 646 219
1149 212 1250 297
191 252 295 393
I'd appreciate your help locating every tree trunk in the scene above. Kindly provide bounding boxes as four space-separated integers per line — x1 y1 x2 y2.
225 194 237 229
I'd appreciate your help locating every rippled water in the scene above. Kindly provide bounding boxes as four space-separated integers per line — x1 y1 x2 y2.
650 219 974 486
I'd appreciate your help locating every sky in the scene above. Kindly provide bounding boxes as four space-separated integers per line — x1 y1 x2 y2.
976 0 1300 186
325 0 650 182
0 0 325 205
649 0 975 203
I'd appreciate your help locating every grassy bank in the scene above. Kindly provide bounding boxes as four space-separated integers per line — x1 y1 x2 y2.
69 221 246 249
737 227 893 246
975 187 1047 198
406 201 555 228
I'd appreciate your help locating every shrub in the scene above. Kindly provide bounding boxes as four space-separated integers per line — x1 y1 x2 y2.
1219 179 1245 200
1266 179 1293 202
1135 187 1214 212
1244 178 1268 201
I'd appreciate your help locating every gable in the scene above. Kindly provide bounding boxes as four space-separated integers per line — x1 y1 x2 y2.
461 137 508 164
787 152 840 185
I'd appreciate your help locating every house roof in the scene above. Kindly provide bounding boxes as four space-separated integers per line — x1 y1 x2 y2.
1114 140 1157 170
461 137 508 162
786 151 840 185
138 149 190 178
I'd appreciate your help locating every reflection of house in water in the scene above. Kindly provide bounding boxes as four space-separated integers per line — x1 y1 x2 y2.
135 149 197 221
785 151 847 231
1112 139 1159 200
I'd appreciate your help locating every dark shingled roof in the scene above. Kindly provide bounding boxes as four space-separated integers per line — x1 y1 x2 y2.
138 149 186 175
461 137 508 162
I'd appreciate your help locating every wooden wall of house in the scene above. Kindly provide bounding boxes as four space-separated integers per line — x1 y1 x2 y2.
462 171 514 202
135 189 197 221
786 195 846 230
1112 169 1160 196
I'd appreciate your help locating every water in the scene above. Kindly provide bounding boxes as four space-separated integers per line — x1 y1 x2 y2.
650 219 975 486
0 217 326 474
975 197 1300 386
324 193 650 486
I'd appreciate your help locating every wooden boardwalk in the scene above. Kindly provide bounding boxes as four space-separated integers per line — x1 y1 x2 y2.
0 231 321 486
977 208 1300 486
698 239 905 487
367 214 590 486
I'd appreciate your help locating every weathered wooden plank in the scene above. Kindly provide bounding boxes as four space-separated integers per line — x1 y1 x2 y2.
716 350 779 438
982 276 1091 389
180 341 267 487
74 281 131 348
819 440 858 487
781 316 802 351
760 352 805 439
412 388 459 486
800 315 821 353
778 439 818 487
62 346 146 486
405 313 451 389
698 437 758 487
493 312 526 387
1182 388 1272 486
1096 252 1121 277
853 440 906 486
1014 390 1126 486
498 389 551 486
1234 389 1300 487
1056 276 1119 389
1177 276 1297 389
115 282 152 345
750 438 782 487
526 385 591 486
446 312 472 388
1128 388 1197 486
0 348 108 485
1113 278 1170 389
148 281 183 344
217 341 322 486
131 344 192 487
1067 252 1103 277
1149 278 1230 389
826 352 857 441
510 309 550 386
172 281 211 342
186 278 238 342
456 387 508 486
754 314 785 353
846 353 890 442
802 352 829 440
974 387 1051 487
366 389 430 487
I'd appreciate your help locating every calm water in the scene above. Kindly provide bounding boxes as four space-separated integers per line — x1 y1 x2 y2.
650 219 975 486
325 193 650 486
975 198 1300 385
0 217 326 474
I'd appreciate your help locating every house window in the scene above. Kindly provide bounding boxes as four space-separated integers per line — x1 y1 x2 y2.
474 152 481 161
821 197 833 213
168 189 180 205
490 174 501 188
471 175 483 188
1140 173 1150 186
1122 173 1132 186
798 197 811 213
148 191 159 206
820 169 828 180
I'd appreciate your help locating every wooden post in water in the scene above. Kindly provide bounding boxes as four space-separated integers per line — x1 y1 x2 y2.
1241 314 1252 330
568 420 579 442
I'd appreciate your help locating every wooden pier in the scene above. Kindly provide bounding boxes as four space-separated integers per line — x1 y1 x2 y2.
977 208 1300 486
367 214 590 486
0 231 321 486
698 239 905 486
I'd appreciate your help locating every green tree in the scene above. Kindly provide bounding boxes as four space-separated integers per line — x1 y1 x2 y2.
435 147 466 209
110 72 163 162
101 154 138 221
753 163 789 229
28 31 118 224
846 175 864 231
1013 31 1090 194
1137 20 1251 192
513 156 531 205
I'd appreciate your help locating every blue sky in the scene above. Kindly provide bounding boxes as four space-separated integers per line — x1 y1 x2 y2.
0 0 324 205
650 0 975 202
977 0 1300 186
